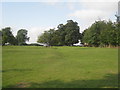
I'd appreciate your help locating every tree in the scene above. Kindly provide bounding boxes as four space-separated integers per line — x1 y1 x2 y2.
16 29 29 45
56 24 66 45
37 29 56 46
1 27 17 45
82 28 92 46
37 20 81 46
106 21 117 47
99 20 117 47
82 20 119 47
64 20 81 46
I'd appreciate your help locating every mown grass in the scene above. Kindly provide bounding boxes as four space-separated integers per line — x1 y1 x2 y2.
2 46 118 88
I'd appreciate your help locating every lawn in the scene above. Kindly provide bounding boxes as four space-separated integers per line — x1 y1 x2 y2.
2 46 118 88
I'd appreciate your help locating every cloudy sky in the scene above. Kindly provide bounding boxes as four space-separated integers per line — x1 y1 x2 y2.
1 0 119 43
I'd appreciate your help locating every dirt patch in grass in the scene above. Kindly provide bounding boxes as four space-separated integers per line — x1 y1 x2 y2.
14 82 30 88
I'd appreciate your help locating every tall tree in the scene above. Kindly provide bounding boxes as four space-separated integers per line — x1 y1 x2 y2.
37 20 81 46
56 24 66 45
82 20 119 47
16 29 29 45
37 29 55 46
1 27 17 45
64 20 81 46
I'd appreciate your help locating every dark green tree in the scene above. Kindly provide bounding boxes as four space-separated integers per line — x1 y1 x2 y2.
1 27 17 45
16 29 29 45
56 24 66 45
37 29 55 46
37 20 81 46
64 20 81 46
82 20 119 47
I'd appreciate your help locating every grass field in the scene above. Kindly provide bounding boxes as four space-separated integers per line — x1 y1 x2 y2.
2 46 118 88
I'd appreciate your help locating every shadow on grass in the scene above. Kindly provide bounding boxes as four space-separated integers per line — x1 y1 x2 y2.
2 69 32 72
5 73 118 88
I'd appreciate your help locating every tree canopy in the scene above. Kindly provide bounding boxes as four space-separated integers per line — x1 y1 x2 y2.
37 20 81 46
1 27 29 45
1 27 17 45
1 19 119 47
16 29 29 45
81 20 120 47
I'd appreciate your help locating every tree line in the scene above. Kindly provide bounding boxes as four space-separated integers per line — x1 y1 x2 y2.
0 19 120 47
0 27 29 45
81 20 120 47
37 20 120 47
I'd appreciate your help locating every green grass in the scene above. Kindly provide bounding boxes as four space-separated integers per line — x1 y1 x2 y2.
2 46 118 88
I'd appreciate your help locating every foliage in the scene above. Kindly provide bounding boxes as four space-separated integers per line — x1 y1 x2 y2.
16 29 29 45
1 19 119 47
1 27 29 46
64 20 81 46
37 20 81 46
37 29 56 46
81 20 120 47
1 27 17 45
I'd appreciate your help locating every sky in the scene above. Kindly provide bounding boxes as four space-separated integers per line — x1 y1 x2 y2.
0 0 119 43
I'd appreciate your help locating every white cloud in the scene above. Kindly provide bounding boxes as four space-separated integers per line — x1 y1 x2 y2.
2 0 119 42
68 1 118 32
69 9 107 20
66 3 75 10
81 2 117 12
27 26 54 43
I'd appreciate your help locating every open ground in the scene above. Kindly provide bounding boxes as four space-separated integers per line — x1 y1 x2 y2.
2 46 118 88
